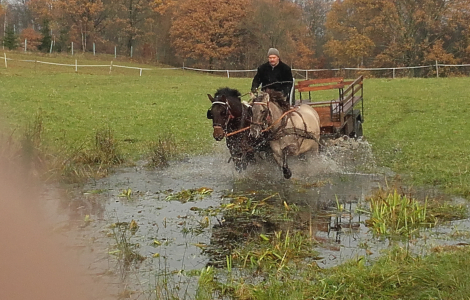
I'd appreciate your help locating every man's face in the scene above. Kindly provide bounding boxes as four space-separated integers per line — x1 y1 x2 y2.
268 55 279 67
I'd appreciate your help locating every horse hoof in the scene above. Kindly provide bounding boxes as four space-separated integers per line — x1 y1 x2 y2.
283 168 292 179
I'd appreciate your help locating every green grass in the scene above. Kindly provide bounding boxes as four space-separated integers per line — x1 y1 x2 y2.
0 51 253 181
2 51 470 192
222 245 470 300
365 78 470 197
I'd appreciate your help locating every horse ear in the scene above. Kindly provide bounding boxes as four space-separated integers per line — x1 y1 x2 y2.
208 94 215 102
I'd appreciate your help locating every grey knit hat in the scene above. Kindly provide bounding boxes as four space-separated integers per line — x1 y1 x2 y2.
267 48 280 58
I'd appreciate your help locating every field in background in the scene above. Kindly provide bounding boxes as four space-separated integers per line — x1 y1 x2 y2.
0 51 469 197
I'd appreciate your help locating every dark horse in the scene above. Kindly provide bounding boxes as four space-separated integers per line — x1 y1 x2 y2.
207 87 267 171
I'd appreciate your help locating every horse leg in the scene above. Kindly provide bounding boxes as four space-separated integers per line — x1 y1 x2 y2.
282 148 292 179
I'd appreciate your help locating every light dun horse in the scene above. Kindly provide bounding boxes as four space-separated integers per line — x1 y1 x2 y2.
250 90 321 179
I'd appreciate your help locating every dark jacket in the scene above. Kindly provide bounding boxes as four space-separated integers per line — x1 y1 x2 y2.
251 61 293 96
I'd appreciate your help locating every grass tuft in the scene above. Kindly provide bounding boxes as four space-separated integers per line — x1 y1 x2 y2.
146 134 178 168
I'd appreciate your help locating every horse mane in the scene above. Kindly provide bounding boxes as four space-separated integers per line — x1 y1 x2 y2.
214 87 241 99
265 89 290 111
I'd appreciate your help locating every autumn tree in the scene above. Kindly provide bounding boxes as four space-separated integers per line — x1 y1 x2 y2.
111 0 156 56
324 0 397 68
297 0 332 59
21 26 42 51
55 0 107 52
169 0 248 68
27 0 54 24
239 0 316 68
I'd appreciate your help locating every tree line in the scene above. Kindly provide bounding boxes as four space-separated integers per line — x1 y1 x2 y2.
1 0 470 75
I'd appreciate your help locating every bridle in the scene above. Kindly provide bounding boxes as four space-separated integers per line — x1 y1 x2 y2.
210 100 235 132
251 100 271 128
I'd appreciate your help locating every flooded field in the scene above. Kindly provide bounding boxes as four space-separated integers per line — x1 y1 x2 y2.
41 138 470 299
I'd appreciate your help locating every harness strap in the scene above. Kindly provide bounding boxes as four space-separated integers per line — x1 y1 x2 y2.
226 126 250 137
262 108 298 133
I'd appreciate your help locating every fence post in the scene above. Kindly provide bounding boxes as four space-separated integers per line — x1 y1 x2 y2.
109 61 113 74
75 59 78 72
49 40 53 53
226 70 230 78
24 39 27 52
131 46 133 58
436 60 439 78
71 42 74 56
305 70 308 80
4 53 7 68
393 68 395 79
140 68 142 76
114 46 117 58
93 42 95 56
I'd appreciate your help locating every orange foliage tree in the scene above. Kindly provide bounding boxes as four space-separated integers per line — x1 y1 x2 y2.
240 0 316 69
54 0 106 52
20 27 42 51
169 0 248 68
324 0 396 68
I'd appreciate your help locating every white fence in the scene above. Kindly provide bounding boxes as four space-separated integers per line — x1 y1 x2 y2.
2 52 470 78
1 53 152 76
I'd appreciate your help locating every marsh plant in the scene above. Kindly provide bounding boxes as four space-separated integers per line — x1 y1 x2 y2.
93 126 123 165
17 111 46 175
147 134 178 168
59 126 123 182
109 220 145 268
233 230 319 273
364 189 431 237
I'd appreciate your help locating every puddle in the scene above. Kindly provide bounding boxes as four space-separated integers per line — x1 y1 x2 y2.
43 138 470 299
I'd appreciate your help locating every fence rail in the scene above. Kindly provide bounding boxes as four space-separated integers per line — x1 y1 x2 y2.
2 53 470 78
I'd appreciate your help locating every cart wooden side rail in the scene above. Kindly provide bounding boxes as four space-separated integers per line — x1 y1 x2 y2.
292 75 364 137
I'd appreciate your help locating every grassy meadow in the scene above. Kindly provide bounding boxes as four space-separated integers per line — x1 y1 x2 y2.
1 51 469 196
2 51 470 298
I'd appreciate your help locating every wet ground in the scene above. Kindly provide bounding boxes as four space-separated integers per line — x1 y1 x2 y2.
42 138 470 299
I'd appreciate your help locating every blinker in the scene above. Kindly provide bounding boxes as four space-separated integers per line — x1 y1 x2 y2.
206 109 213 119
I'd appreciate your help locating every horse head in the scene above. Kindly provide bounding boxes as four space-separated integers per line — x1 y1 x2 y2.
207 87 243 141
249 92 271 139
207 94 230 141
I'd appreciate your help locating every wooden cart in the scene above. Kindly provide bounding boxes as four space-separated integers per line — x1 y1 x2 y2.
290 75 364 138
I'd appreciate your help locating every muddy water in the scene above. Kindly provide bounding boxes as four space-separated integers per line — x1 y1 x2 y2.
53 138 470 299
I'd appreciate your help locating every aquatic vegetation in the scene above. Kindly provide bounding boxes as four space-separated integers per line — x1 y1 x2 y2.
363 188 468 237
108 220 145 267
164 187 213 203
364 189 431 236
146 133 178 168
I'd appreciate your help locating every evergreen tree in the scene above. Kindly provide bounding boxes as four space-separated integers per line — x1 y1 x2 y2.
3 26 18 50
38 19 52 52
